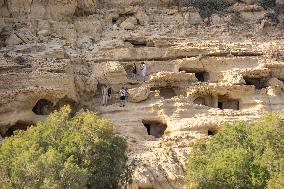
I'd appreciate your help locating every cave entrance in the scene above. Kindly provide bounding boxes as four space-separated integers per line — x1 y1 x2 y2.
32 99 54 115
193 97 206 106
179 68 209 82
243 76 268 89
218 95 239 110
33 97 77 116
208 129 217 136
150 87 177 99
125 39 147 47
4 121 33 137
124 38 154 48
142 120 167 138
193 95 216 108
139 187 154 189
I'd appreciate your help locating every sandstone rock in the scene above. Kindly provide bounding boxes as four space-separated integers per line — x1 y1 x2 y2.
267 78 284 88
276 0 284 5
120 17 137 30
7 0 33 17
46 0 77 21
74 16 103 40
240 0 257 5
188 12 203 25
77 0 97 14
135 10 148 26
128 85 150 102
0 0 4 7
5 33 23 46
37 30 49 37
1 1 284 189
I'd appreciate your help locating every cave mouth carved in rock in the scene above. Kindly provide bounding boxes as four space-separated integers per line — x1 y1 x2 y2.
142 120 167 138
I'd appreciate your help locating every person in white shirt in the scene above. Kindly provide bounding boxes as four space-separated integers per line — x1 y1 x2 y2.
119 87 126 107
101 85 108 106
141 62 147 81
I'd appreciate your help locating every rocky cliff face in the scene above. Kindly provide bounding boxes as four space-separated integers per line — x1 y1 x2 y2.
1 0 284 188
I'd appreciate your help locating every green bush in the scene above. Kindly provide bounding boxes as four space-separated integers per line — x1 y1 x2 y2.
185 114 284 189
0 106 132 189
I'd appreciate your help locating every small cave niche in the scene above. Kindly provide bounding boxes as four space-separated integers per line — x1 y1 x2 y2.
218 95 239 110
193 97 206 106
32 99 54 115
193 95 215 108
54 97 76 110
139 187 154 189
4 121 33 137
150 87 177 99
178 68 209 82
142 120 167 138
32 97 77 116
208 129 218 136
124 39 149 48
243 76 268 89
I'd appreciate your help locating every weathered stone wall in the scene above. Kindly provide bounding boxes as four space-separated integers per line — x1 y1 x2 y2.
0 0 284 188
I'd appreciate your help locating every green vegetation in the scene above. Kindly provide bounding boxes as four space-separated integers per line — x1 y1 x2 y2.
186 114 284 189
0 106 132 189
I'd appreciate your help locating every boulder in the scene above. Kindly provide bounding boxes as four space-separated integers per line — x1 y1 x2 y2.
46 0 77 21
135 10 149 26
5 33 23 46
189 12 203 25
76 0 97 14
128 85 150 102
120 17 137 30
7 0 33 17
239 0 257 5
0 0 4 7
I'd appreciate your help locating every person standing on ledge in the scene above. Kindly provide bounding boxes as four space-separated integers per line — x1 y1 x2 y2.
119 87 126 107
101 85 108 106
131 63 137 80
107 86 113 105
141 62 147 82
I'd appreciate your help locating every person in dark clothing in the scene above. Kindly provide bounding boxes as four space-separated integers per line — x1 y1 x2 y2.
131 63 137 80
107 87 113 105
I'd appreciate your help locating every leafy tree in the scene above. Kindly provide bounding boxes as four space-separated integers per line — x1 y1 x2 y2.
185 114 284 189
0 106 132 189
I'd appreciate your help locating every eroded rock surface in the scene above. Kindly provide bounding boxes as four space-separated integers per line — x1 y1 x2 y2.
0 0 284 188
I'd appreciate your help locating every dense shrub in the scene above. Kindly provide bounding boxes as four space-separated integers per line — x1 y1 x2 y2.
0 106 132 189
185 114 284 189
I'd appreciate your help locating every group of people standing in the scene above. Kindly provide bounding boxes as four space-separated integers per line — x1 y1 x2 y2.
101 62 147 107
101 85 127 107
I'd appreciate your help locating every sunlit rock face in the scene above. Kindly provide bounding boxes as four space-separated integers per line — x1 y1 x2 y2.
0 0 284 188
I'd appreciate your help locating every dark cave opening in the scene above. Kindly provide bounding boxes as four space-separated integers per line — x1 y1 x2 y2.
4 121 33 137
218 95 239 110
142 120 167 138
208 129 217 136
32 99 54 115
150 87 177 99
179 68 209 82
193 97 206 106
243 76 268 89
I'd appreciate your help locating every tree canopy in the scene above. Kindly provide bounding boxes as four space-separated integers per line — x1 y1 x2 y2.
186 114 284 189
0 106 131 189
